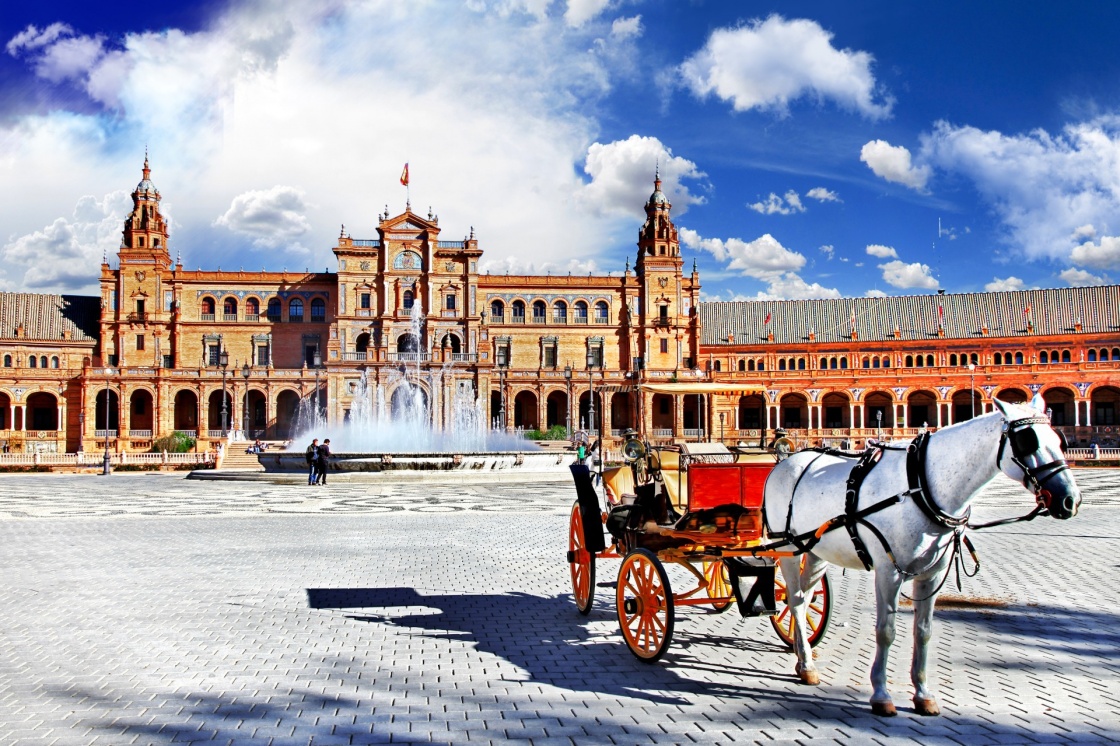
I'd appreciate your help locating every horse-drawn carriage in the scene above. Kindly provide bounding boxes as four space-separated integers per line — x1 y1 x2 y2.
567 383 831 661
567 383 1083 716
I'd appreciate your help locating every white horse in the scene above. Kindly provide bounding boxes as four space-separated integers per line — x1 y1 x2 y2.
763 398 1081 716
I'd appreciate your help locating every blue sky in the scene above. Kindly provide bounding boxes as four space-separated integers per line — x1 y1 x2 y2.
2 0 1119 300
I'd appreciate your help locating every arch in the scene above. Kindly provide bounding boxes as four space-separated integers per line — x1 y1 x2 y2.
207 390 234 432
552 300 567 323
747 359 756 372
996 387 1028 404
712 360 722 372
1039 350 1049 364
949 353 958 366
546 389 568 429
490 299 504 320
201 297 216 316
511 299 526 320
906 389 937 428
51 356 59 369
778 359 787 371
904 355 914 367
288 298 304 322
594 300 609 323
798 358 806 370
173 390 198 431
267 297 282 321
531 300 546 322
402 290 415 310
355 332 371 353
94 389 120 431
821 392 851 429
738 359 746 372
1042 385 1076 426
611 392 634 431
39 355 47 368
864 390 894 429
129 389 154 432
951 388 983 423
1113 348 1120 361
513 390 539 429
223 296 238 319
275 390 301 437
737 394 764 431
2 354 10 367
1014 351 1024 365
1088 349 1098 362
26 391 58 430
1062 349 1071 363
440 333 461 354
390 384 429 421
245 297 260 317
246 389 267 434
650 393 673 433
310 297 327 321
839 356 848 369
1091 385 1120 430
872 356 881 369
28 356 36 369
779 393 808 430
993 352 1003 365
577 390 604 431
573 300 588 322
397 333 419 353
0 391 8 428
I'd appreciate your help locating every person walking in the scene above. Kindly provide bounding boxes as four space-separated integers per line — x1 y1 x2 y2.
305 438 319 485
316 439 331 485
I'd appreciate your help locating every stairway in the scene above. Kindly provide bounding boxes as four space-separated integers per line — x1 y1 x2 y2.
216 442 285 471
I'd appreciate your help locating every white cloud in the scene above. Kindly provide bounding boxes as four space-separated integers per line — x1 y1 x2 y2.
865 244 898 258
1 191 129 291
748 190 804 215
1059 267 1107 286
755 272 842 300
678 15 891 119
984 276 1026 292
878 259 939 289
680 228 805 280
806 187 840 202
921 117 1120 262
214 186 312 252
0 3 648 278
819 244 834 260
565 0 613 27
865 289 887 298
610 15 642 39
1070 235 1120 269
860 140 931 191
579 135 706 217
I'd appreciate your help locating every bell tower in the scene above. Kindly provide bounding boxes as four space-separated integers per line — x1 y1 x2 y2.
119 153 170 265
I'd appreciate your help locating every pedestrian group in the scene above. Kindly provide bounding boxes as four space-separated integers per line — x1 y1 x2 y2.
305 438 331 485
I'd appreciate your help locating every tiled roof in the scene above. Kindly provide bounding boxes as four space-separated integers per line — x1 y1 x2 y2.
0 293 100 342
700 285 1120 346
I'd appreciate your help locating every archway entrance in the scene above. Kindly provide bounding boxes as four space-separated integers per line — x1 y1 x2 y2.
546 390 568 430
513 391 538 430
276 390 300 438
94 389 120 432
26 392 58 431
128 390 154 434
173 390 198 432
208 391 233 433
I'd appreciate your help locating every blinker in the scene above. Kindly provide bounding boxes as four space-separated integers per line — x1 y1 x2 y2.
1011 427 1039 455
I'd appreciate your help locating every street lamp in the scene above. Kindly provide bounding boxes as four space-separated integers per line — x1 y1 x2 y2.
586 349 597 436
241 362 251 438
101 368 113 475
78 411 84 453
312 350 322 429
876 409 883 441
719 411 725 443
563 364 573 439
497 359 507 432
219 348 229 436
968 363 976 419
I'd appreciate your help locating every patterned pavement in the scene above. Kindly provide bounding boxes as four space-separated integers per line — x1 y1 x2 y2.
0 470 1119 745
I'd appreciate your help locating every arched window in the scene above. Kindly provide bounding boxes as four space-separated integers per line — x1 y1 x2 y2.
1062 350 1071 363
289 298 304 322
532 300 546 322
1040 351 1049 364
970 353 978 365
267 298 282 321
926 355 934 367
1089 349 1098 362
490 299 504 321
2 354 10 367
29 356 36 368
738 359 746 372
779 359 787 371
201 297 215 317
512 299 526 321
757 361 765 371
1014 351 1024 365
1101 348 1109 360
40 356 47 368
840 357 848 369
223 297 237 319
245 298 260 318
798 358 806 370
748 360 756 371
905 355 914 367
310 297 326 321
1113 348 1120 361
993 352 1003 365
574 300 588 323
949 354 958 366
402 290 414 310
51 356 59 368
829 357 837 369
882 358 890 368
863 357 871 369
713 360 722 372
872 357 880 369
820 357 827 369
553 301 567 323
594 301 609 323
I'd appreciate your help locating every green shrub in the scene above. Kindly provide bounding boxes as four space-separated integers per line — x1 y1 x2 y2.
151 432 195 453
522 425 570 441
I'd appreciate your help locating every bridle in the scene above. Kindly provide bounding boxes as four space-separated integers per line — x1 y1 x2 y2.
996 414 1071 514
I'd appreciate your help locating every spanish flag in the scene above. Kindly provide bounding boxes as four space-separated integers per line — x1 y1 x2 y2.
400 163 409 186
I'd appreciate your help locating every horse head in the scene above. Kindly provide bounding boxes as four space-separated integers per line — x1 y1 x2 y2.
992 398 1081 519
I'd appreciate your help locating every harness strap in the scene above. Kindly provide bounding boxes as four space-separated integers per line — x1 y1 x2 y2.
845 446 884 570
777 451 828 552
906 431 970 528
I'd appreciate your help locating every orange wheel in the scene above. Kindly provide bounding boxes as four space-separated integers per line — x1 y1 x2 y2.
568 502 595 615
702 560 733 613
770 557 832 648
616 549 674 662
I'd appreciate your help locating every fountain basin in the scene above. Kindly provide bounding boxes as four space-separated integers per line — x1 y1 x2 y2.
258 450 576 474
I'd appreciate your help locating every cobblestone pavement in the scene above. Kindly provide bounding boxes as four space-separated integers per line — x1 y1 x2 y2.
1 470 1119 745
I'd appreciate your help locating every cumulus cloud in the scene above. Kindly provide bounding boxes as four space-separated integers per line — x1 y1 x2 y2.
214 186 312 252
806 187 840 202
565 0 613 27
610 15 642 39
748 190 804 215
865 244 898 258
1059 267 1107 286
579 134 706 217
819 244 834 260
984 276 1026 292
680 227 805 279
6 23 74 54
860 140 931 191
865 289 887 298
878 259 939 289
921 117 1120 262
0 191 130 291
1070 235 1120 269
755 272 842 300
678 15 891 119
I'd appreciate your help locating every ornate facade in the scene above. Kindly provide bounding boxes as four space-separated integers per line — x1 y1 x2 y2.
0 158 1116 454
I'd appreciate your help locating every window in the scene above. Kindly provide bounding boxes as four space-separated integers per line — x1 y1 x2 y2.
245 298 260 319
495 338 511 367
825 407 843 428
136 299 145 316
267 298 282 322
305 345 319 367
201 297 215 320
748 360 756 371
574 301 588 323
1089 349 1098 362
1113 348 1120 361
840 357 848 369
1094 402 1115 426
164 290 173 312
223 298 237 320
511 300 526 322
553 301 567 323
532 300 546 323
136 335 145 351
289 298 304 322
1062 350 1071 363
29 356 36 368
660 338 668 354
162 354 173 368
360 293 372 310
257 345 269 366
490 299 504 321
950 354 958 366
587 337 604 368
311 297 327 321
1014 352 1024 365
738 359 746 372
39 355 47 368
905 355 914 367
779 359 787 371
658 305 668 324
542 339 557 369
108 354 118 366
208 344 221 366
402 291 414 310
713 360 722 372
594 301 609 323
994 352 1003 365
51 356 59 368
446 294 456 311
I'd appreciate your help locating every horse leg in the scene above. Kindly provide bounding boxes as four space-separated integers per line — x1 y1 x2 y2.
870 567 903 716
780 555 820 685
911 572 943 716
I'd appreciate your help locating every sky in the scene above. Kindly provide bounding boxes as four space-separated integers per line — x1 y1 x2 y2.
2 0 1120 301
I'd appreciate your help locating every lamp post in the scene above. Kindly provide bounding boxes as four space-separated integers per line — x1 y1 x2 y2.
219 348 229 436
563 364 573 439
876 409 883 441
78 411 84 453
241 362 251 438
313 351 322 430
719 411 725 444
968 363 976 419
102 368 113 475
586 350 597 436
497 362 507 432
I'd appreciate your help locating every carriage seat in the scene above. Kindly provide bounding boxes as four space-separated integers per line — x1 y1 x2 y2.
603 466 635 505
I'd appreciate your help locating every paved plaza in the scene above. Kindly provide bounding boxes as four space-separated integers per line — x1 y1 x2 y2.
1 470 1120 745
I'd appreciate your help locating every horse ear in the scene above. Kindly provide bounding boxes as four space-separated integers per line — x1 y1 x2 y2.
1029 393 1046 412
992 398 1013 419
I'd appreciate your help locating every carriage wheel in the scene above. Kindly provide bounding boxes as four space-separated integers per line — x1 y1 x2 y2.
617 549 675 662
568 502 595 615
770 558 832 648
702 560 733 613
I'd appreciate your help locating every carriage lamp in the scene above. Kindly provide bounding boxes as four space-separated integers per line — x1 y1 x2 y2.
876 410 882 440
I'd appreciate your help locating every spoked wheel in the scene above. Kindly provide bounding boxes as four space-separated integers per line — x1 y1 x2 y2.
568 501 595 615
617 549 675 662
702 559 734 613
771 557 832 648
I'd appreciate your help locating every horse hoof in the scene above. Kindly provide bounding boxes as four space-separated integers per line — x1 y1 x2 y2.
797 669 820 685
871 700 897 717
913 697 941 716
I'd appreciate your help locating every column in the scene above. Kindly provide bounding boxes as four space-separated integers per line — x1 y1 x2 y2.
1085 400 1092 426
602 391 613 437
1074 399 1081 426
935 401 942 428
849 403 855 430
537 384 547 431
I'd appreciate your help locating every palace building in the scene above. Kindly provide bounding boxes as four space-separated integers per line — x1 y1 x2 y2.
0 157 1117 455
